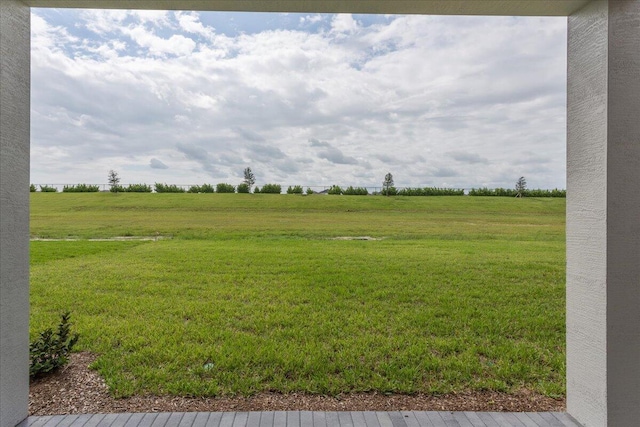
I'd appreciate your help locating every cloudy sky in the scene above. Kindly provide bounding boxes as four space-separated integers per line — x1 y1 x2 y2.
31 9 567 190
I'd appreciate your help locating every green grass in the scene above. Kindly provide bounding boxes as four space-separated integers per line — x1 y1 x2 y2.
30 193 566 398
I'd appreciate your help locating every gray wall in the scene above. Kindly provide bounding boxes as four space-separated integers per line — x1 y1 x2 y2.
0 0 31 426
567 0 640 425
25 0 591 16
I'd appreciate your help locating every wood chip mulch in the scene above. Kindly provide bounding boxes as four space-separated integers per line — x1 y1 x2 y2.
29 352 565 416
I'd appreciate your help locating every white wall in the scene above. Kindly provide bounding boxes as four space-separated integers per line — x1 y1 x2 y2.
567 0 640 425
0 1 31 426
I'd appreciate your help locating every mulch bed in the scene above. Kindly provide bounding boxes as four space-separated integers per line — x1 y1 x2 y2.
30 352 565 416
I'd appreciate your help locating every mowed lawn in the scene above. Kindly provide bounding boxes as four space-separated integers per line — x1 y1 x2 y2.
30 193 566 398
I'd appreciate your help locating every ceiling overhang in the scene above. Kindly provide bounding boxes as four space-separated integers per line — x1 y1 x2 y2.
25 0 592 16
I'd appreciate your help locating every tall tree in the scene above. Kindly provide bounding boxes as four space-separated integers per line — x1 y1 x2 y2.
383 172 394 196
515 176 527 198
243 167 255 190
108 170 120 192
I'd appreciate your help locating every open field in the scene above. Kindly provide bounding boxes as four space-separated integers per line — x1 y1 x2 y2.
30 194 566 398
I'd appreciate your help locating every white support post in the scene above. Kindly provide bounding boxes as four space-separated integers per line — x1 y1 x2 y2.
0 1 31 426
567 0 640 425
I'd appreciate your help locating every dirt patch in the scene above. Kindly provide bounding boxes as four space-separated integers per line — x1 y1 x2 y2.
29 353 565 415
331 236 382 241
30 236 170 242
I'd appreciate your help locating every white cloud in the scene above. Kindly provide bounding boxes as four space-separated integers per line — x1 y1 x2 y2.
30 10 567 189
300 14 324 25
176 11 216 40
330 14 360 34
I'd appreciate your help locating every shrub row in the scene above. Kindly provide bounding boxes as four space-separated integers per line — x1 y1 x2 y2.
216 183 235 193
63 184 100 192
31 183 567 197
255 183 282 194
287 185 304 194
154 183 185 193
39 185 58 193
468 188 566 197
111 184 153 193
397 187 464 196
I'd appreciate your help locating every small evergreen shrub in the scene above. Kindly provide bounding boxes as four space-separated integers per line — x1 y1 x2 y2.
30 184 36 192
343 186 368 195
125 184 152 193
528 188 567 197
468 187 566 197
468 187 495 196
254 186 260 194
216 183 236 193
39 185 58 193
200 184 215 193
29 312 79 379
328 185 343 195
380 186 397 196
306 187 314 195
495 187 517 197
155 183 186 193
397 187 464 196
287 185 304 194
63 184 100 193
187 184 215 193
260 183 282 194
237 183 251 193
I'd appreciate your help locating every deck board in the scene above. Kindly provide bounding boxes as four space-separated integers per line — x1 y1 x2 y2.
23 412 582 427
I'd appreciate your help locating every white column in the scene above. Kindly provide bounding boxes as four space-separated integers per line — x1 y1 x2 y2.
567 0 640 425
0 1 30 426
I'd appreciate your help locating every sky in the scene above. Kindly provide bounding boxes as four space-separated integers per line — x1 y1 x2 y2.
30 9 567 190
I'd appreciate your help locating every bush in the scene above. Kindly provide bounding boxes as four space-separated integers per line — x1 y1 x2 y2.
468 187 566 197
287 185 303 194
495 187 517 197
343 186 368 196
328 185 343 195
216 183 236 193
39 185 57 193
155 183 186 193
380 186 397 196
397 187 465 196
306 187 314 195
29 312 79 379
124 183 152 193
260 183 282 194
63 184 100 193
30 184 36 192
188 184 215 193
237 183 251 193
528 188 567 198
468 187 495 196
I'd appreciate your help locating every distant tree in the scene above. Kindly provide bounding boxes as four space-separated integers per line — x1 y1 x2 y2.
243 167 256 190
108 170 120 191
383 172 394 197
515 176 527 198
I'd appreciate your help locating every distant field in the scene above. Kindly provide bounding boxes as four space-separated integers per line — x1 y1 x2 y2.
30 193 566 398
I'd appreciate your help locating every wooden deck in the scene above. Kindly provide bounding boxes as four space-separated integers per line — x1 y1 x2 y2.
21 411 582 427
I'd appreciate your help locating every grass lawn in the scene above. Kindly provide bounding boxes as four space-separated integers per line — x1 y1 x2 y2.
30 193 566 398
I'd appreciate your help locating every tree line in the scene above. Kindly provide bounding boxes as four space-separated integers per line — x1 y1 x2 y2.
29 171 565 197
